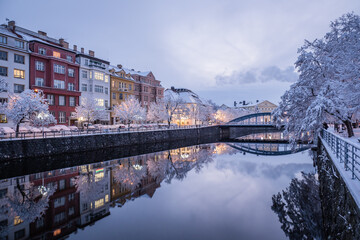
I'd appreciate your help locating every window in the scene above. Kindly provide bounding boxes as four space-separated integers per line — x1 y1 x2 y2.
54 64 65 74
82 203 88 211
96 98 104 107
67 55 72 62
68 206 75 216
105 100 108 108
119 93 123 100
36 61 44 71
35 77 44 86
89 84 92 92
111 81 115 87
68 83 75 91
14 229 25 240
14 84 24 93
47 94 55 105
14 69 25 78
38 47 46 55
94 71 104 81
82 70 88 78
85 59 89 66
54 212 66 223
15 40 24 49
0 188 7 198
0 35 7 44
59 96 65 106
14 54 24 64
59 112 66 123
94 85 103 93
54 80 65 89
59 179 65 190
0 66 7 76
144 96 148 101
54 197 65 208
81 84 87 91
94 198 104 209
68 68 74 77
68 193 75 201
112 93 116 99
69 97 75 106
129 84 132 90
53 51 60 58
89 71 92 79
14 216 23 225
105 87 108 94
0 51 7 60
105 75 109 82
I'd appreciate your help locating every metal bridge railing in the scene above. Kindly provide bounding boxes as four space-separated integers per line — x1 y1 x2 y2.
321 129 360 181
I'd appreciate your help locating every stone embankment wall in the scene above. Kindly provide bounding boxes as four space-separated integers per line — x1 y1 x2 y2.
0 126 220 160
316 139 360 239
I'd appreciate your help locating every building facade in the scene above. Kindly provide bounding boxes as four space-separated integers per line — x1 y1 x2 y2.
14 24 80 126
239 100 278 113
77 48 110 124
108 64 135 124
0 22 30 127
125 68 164 108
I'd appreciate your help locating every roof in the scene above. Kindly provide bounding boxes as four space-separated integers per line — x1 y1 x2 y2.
123 68 151 77
76 52 110 65
0 25 22 39
108 65 135 81
240 100 277 108
165 88 203 104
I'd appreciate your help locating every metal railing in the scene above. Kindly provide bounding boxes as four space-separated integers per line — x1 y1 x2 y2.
321 129 360 181
0 124 208 141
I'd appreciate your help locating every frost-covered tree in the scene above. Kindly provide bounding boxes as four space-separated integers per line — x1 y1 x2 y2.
164 92 183 127
113 96 146 128
271 172 323 240
147 100 167 124
214 108 248 123
74 97 107 131
274 13 360 139
31 112 57 131
112 163 147 191
2 90 50 137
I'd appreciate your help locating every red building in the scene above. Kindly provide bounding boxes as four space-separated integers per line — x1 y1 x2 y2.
15 26 80 125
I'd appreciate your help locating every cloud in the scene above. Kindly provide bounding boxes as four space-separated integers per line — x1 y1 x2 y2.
215 66 298 85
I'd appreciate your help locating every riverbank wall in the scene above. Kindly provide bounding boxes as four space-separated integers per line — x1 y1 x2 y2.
316 138 360 239
0 126 220 160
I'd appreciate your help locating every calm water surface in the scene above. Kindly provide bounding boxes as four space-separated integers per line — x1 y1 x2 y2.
0 143 314 240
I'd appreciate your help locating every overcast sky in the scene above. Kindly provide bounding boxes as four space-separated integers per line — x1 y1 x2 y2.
1 0 359 106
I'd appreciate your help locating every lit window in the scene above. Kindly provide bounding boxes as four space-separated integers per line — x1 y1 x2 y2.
94 71 104 81
35 78 44 86
89 71 92 79
14 216 23 225
36 61 44 71
53 228 61 236
96 98 104 107
54 80 65 89
94 198 104 209
105 194 109 203
0 35 7 44
105 75 109 82
95 171 104 182
14 69 25 79
53 51 60 58
0 114 7 123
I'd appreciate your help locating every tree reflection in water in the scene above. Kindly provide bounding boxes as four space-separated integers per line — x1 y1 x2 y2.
271 172 323 240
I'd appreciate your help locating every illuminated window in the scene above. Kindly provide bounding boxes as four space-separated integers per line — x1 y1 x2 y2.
14 69 24 78
53 228 61 236
53 51 60 58
0 114 7 123
111 81 115 87
89 71 92 79
94 71 104 81
14 216 23 225
94 171 104 182
105 194 109 203
105 75 109 82
96 98 104 107
94 198 104 209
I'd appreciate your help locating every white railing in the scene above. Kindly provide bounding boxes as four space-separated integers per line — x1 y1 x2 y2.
321 129 360 181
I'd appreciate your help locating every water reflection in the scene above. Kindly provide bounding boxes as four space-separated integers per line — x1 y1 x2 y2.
237 132 287 141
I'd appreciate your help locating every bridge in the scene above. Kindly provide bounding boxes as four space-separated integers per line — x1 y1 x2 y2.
227 142 309 156
227 112 274 126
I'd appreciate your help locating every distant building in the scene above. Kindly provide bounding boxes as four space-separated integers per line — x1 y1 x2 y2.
13 22 81 125
76 48 110 124
108 64 136 124
239 100 277 113
0 22 30 127
125 68 164 108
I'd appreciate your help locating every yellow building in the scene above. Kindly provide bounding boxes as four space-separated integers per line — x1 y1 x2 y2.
239 100 277 113
108 65 135 124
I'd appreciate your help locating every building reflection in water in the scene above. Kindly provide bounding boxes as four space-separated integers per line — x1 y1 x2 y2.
0 144 218 240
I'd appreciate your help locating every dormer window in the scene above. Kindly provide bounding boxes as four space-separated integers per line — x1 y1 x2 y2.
38 48 46 55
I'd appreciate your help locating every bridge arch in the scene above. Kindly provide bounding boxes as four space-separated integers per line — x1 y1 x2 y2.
228 112 273 125
227 142 309 156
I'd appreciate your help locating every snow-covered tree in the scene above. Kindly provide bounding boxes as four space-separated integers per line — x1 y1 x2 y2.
214 107 248 123
31 112 57 130
2 90 50 137
164 92 183 127
113 96 146 128
74 97 107 131
147 100 167 124
274 13 360 139
112 162 147 191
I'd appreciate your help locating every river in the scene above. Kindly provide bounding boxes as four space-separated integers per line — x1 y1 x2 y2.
0 141 317 240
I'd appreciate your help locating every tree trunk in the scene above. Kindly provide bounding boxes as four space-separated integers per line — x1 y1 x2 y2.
343 120 354 137
16 123 20 138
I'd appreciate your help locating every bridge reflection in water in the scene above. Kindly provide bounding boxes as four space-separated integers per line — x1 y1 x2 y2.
227 142 309 156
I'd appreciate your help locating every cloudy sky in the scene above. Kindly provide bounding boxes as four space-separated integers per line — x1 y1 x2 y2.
1 0 359 106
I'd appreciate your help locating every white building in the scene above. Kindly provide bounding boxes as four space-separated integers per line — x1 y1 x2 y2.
76 48 110 124
0 23 29 127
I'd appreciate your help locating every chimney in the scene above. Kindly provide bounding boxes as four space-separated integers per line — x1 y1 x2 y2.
243 101 246 105
117 64 122 69
81 47 84 53
59 38 69 49
73 45 77 51
8 20 15 29
38 30 47 36
89 50 94 57
256 100 259 103
171 86 175 91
